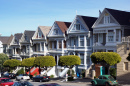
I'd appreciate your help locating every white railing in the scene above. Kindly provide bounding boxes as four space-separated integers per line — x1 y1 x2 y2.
59 68 69 77
47 67 55 76
122 36 130 43
12 67 22 74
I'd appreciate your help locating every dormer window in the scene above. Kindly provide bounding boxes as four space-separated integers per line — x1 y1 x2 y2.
24 34 27 41
104 13 110 24
38 32 42 38
54 29 58 35
75 24 80 30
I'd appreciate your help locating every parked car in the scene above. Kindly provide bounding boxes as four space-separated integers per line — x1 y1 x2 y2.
0 78 14 86
91 75 118 86
12 81 33 86
16 74 30 80
39 83 61 86
32 75 50 82
3 73 16 79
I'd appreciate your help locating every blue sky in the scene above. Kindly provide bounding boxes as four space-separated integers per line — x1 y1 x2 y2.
0 0 130 36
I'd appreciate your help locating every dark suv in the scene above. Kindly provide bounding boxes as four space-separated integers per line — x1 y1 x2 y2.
4 73 16 79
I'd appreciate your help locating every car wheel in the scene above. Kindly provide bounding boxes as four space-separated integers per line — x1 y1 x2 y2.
40 79 42 82
92 81 95 86
106 83 110 86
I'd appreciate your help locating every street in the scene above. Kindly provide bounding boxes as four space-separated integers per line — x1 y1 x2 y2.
12 79 130 86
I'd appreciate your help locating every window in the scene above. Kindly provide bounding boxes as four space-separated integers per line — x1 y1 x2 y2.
86 38 90 46
70 37 76 46
75 24 80 30
54 41 56 49
59 41 62 49
108 30 114 42
104 13 110 24
116 29 119 41
24 34 27 41
38 32 42 38
54 29 58 35
99 34 103 43
80 54 84 64
124 62 128 71
50 41 52 49
41 42 44 51
64 40 66 48
103 76 107 79
80 36 84 46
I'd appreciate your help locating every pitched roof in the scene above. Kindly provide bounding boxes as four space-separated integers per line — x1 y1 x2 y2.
14 33 23 40
0 35 13 45
38 26 51 36
7 35 13 45
78 15 97 31
56 21 71 33
106 8 130 26
24 30 35 40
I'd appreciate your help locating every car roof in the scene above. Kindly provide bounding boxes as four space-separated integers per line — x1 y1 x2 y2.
99 75 111 77
0 78 10 79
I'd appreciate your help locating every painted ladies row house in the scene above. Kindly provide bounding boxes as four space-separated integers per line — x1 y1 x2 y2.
92 8 130 81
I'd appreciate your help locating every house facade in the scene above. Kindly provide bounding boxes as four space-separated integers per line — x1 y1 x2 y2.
92 8 130 81
32 26 51 57
9 33 23 60
67 15 97 77
47 21 71 77
19 30 35 59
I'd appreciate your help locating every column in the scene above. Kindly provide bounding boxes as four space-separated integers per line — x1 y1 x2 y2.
114 29 116 42
78 36 80 47
57 40 59 49
119 30 121 42
106 30 108 42
84 52 86 66
40 42 42 52
84 36 86 47
62 40 64 52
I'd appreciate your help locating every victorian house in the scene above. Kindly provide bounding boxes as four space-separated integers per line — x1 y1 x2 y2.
92 8 130 81
32 26 51 56
0 35 13 56
19 30 35 59
47 21 71 77
9 33 23 60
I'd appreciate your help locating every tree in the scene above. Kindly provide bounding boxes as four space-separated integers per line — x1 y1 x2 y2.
3 59 21 72
126 53 130 61
0 53 9 72
34 56 56 74
58 55 81 76
90 52 121 74
21 57 35 75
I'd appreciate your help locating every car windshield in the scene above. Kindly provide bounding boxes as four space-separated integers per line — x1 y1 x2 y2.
1 79 12 83
108 76 115 80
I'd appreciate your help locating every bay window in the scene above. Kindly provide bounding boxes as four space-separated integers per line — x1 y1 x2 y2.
108 30 114 42
80 36 84 46
80 54 84 64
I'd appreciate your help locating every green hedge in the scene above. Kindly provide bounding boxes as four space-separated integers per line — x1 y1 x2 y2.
16 68 24 75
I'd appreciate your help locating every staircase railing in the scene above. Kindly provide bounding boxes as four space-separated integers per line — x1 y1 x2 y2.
59 68 69 77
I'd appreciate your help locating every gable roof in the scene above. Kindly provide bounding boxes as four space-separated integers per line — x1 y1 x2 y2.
38 26 51 36
14 33 23 40
78 15 97 31
24 30 35 40
106 8 130 26
0 35 13 45
56 21 71 33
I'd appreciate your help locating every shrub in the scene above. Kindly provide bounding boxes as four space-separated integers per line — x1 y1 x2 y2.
16 68 24 75
50 75 54 78
110 68 116 79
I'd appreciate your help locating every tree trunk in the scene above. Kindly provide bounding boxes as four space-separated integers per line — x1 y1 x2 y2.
39 66 41 74
108 66 110 75
29 67 31 75
70 68 72 77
